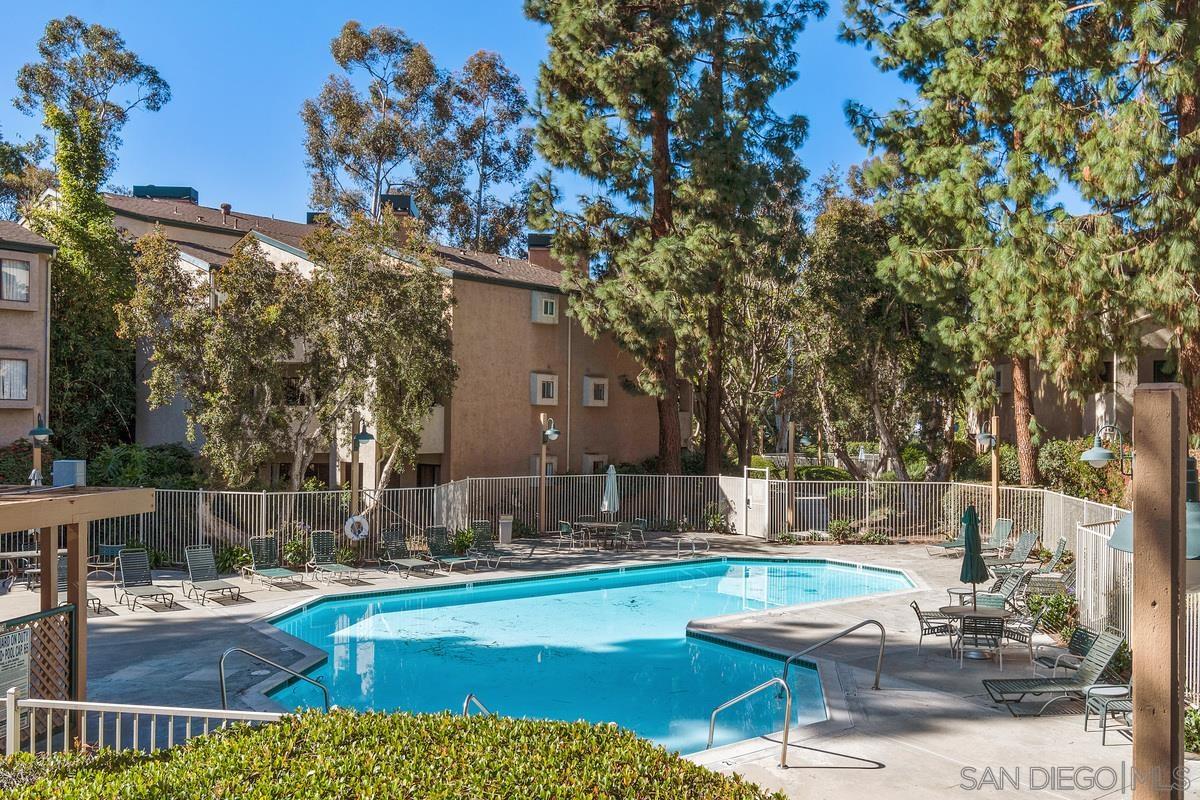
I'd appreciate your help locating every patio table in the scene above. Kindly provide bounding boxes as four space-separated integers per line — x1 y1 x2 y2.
581 521 620 548
939 605 1012 661
0 548 67 582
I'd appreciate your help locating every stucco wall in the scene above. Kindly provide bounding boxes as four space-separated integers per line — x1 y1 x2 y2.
445 277 661 478
0 247 50 446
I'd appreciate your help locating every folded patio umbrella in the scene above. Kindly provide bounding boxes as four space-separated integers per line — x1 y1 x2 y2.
601 464 620 516
959 504 990 609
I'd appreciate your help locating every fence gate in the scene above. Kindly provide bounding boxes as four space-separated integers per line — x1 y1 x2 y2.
741 467 771 539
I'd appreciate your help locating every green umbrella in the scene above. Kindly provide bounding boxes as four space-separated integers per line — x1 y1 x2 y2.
959 505 990 609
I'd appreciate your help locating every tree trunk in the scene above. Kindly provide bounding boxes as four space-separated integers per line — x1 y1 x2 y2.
866 352 909 481
925 394 955 481
649 105 681 473
814 371 867 481
703 299 725 474
1010 355 1038 484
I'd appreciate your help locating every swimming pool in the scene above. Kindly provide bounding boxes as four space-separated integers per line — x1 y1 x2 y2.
270 558 912 753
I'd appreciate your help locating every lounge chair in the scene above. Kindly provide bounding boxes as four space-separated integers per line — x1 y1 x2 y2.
910 601 954 654
307 530 363 583
978 518 1015 557
183 544 242 604
984 530 1038 570
1028 564 1077 598
468 520 518 568
924 524 965 557
994 536 1066 578
114 549 175 611
424 526 477 573
1033 626 1097 676
379 526 436 578
247 536 305 589
982 629 1126 716
46 555 102 613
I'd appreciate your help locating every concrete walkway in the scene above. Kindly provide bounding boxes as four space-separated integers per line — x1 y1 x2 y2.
0 537 1172 798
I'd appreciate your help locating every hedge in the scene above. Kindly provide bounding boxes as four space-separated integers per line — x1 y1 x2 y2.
2 710 786 800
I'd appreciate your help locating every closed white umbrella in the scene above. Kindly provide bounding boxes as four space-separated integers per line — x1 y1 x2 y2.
601 464 620 517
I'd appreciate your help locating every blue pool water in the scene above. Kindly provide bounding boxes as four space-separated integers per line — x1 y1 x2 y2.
270 558 911 753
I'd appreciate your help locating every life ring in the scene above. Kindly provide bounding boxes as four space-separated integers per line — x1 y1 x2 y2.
344 515 369 542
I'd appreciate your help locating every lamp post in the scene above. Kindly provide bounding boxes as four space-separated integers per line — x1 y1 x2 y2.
349 421 373 517
975 416 999 528
28 411 52 486
538 414 560 533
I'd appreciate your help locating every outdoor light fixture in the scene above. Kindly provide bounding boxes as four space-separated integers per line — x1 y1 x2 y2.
1079 424 1130 475
974 429 996 452
542 418 560 444
352 423 374 448
29 414 52 447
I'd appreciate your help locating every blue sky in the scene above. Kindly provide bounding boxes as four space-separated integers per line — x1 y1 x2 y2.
0 1 911 223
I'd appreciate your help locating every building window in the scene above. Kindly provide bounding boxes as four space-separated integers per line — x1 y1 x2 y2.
583 453 608 473
530 454 558 476
0 359 27 400
531 372 558 406
1 259 30 302
531 291 559 324
283 375 310 407
582 376 609 407
1153 359 1176 383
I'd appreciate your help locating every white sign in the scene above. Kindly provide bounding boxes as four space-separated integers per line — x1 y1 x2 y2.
0 628 31 701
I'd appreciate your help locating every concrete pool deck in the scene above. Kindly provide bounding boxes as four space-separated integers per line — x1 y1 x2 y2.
0 537 1170 798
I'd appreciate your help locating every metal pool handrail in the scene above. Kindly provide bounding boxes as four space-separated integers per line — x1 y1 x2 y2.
781 619 887 691
219 647 330 711
462 693 492 716
706 676 792 767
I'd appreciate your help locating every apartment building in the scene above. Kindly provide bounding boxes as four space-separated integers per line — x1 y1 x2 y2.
99 186 677 487
0 222 53 448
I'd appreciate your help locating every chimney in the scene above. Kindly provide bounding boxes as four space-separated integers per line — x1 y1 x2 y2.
379 193 418 217
132 185 199 204
527 232 562 271
220 203 231 224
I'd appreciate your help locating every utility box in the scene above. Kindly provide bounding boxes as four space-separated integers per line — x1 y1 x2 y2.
498 515 514 544
52 459 87 487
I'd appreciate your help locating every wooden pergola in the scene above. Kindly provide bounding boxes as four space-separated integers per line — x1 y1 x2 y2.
0 484 154 699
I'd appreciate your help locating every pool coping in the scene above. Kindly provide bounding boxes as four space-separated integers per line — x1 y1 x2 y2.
235 553 922 754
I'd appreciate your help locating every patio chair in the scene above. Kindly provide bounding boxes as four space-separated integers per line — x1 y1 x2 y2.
47 555 102 613
1002 608 1045 662
114 549 175 611
976 571 1030 610
611 521 640 550
956 616 1005 670
183 544 242 604
307 530 363 583
379 525 436 578
553 521 588 551
910 601 953 654
631 517 649 547
88 543 125 581
994 537 1066 578
1033 626 1098 676
982 629 1126 716
469 519 518 568
1084 685 1133 745
984 530 1038 570
979 518 1016 557
424 526 478 573
247 536 305 589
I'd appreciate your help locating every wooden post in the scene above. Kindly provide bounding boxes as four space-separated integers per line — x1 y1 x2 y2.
65 522 88 701
37 526 55 611
1131 384 1185 799
990 413 1000 529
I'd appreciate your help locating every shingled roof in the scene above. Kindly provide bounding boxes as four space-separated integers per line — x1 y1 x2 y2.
102 193 564 290
0 221 55 253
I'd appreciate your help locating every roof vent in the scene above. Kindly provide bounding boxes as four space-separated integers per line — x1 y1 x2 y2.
132 185 199 204
220 203 231 224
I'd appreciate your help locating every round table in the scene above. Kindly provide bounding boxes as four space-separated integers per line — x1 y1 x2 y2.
946 587 975 605
939 605 1012 660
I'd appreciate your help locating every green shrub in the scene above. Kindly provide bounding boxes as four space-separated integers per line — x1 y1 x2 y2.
1025 591 1078 637
827 486 858 500
857 530 891 545
1186 706 1200 754
795 465 852 481
703 502 733 534
827 518 854 543
954 443 1022 484
120 539 171 569
0 439 56 484
451 528 476 554
90 443 201 489
1 710 785 799
279 532 309 567
335 546 357 566
214 545 251 574
1036 437 1128 507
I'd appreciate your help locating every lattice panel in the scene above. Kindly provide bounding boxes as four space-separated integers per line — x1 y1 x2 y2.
0 606 74 753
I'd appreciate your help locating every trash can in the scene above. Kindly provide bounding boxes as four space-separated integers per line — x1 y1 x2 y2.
498 515 514 544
